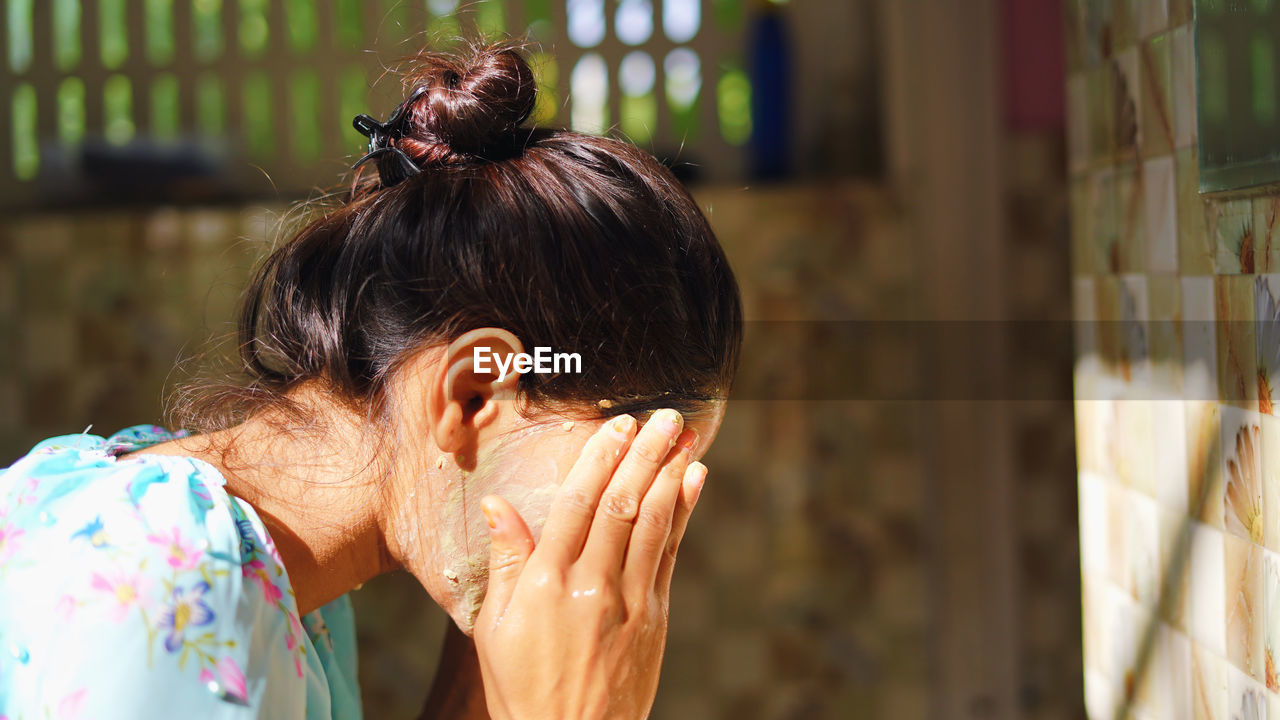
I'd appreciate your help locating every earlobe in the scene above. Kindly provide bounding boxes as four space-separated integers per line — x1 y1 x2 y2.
427 328 525 454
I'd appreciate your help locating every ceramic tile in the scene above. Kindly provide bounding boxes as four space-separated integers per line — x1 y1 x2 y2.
1217 199 1260 275
1076 276 1099 359
1118 165 1147 273
1226 661 1268 719
1146 155 1179 273
1263 415 1280 554
1155 400 1190 513
1108 586 1142 700
1115 49 1143 160
1163 625 1195 720
1159 503 1191 631
1121 400 1157 495
1183 277 1219 401
1113 0 1141 53
1187 400 1225 528
1135 601 1160 713
1141 32 1175 159
1138 0 1170 39
1072 177 1098 274
1089 64 1117 167
1258 276 1280 417
1218 275 1260 408
1191 521 1228 654
1169 0 1193 27
1095 169 1123 273
1069 72 1092 177
1225 533 1266 680
1077 399 1107 478
1099 275 1126 377
1110 483 1136 592
1122 274 1153 388
1265 549 1280 692
1085 667 1115 719
1223 405 1266 544
1179 146 1215 275
1171 25 1198 150
1133 491 1161 606
1192 642 1229 720
1258 198 1280 274
1151 275 1184 395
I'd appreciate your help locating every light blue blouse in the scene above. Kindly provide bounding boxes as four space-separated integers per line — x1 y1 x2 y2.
0 426 363 719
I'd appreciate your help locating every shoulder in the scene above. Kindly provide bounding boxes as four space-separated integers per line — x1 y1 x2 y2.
0 430 317 717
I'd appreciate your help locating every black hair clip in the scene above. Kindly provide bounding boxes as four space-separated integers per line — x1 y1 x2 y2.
352 85 429 187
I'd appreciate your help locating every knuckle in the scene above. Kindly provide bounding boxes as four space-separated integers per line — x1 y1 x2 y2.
600 491 640 521
489 550 524 574
635 505 672 535
664 536 681 563
558 487 597 515
628 438 668 464
587 442 616 467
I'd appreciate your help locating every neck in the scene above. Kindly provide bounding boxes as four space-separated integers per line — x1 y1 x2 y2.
143 411 400 615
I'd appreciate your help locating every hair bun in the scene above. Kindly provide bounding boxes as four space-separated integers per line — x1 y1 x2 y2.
398 43 537 163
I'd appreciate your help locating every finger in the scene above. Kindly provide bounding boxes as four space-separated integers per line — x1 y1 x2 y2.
479 495 535 618
537 414 637 566
655 461 706 597
580 409 685 573
622 429 698 595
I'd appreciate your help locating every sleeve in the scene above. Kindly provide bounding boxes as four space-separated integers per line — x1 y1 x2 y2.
0 453 312 720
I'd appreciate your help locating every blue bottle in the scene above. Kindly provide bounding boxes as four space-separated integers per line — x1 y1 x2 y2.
748 1 791 179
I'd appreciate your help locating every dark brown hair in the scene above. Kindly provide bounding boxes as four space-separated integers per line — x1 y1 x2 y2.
185 41 741 429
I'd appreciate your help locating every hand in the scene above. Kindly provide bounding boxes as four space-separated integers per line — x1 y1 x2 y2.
473 409 707 720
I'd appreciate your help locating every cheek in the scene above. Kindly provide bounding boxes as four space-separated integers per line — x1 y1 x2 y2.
427 440 578 633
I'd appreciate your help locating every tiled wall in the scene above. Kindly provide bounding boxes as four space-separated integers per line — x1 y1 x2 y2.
1005 131 1083 720
0 184 939 718
1068 0 1280 717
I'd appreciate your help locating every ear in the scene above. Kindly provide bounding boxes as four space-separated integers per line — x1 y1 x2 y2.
425 328 525 455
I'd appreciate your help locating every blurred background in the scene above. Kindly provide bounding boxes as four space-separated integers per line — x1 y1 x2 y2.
0 1 1081 718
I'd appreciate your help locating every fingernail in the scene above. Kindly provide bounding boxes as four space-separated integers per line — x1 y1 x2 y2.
610 414 636 439
688 463 707 502
680 430 700 452
481 499 500 531
658 409 683 436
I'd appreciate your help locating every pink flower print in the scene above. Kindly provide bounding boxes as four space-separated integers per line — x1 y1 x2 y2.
90 570 150 622
54 594 77 621
57 689 87 719
147 527 201 571
157 582 216 653
284 611 305 677
0 526 25 565
243 559 283 605
199 656 249 706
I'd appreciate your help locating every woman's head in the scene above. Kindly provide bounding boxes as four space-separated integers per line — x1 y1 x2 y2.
231 42 740 424
193 42 741 629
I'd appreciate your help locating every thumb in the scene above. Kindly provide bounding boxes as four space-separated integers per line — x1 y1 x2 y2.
480 495 534 615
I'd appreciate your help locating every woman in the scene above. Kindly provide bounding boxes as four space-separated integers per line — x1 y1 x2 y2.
0 42 741 719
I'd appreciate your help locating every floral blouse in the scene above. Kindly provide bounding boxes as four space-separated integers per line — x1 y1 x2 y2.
0 426 363 719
